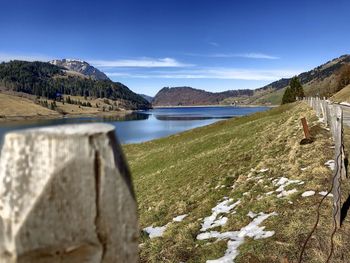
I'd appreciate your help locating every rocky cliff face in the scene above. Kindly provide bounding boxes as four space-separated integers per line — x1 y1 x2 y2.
50 59 109 81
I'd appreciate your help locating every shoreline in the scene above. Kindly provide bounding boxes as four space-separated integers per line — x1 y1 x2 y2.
152 104 278 108
0 104 278 123
0 110 133 123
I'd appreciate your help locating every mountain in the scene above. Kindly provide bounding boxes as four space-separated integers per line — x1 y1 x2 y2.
152 86 253 106
0 60 151 110
50 59 109 81
139 94 154 103
152 55 350 106
247 54 350 105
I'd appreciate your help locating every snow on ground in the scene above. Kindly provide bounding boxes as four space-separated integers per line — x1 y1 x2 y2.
277 188 298 198
258 168 269 173
325 160 335 171
173 214 188 222
201 199 241 231
319 191 334 197
272 177 303 198
197 212 277 263
301 191 315 197
247 211 257 218
145 213 189 238
144 225 168 238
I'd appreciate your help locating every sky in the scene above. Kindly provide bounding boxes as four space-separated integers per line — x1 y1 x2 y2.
0 0 350 96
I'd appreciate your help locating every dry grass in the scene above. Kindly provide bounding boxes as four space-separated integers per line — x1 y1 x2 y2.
0 91 131 121
0 92 59 120
331 84 350 103
124 102 350 262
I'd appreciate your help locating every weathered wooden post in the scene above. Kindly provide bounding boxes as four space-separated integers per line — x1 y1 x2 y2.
323 100 328 126
0 124 138 263
301 118 311 140
332 106 343 228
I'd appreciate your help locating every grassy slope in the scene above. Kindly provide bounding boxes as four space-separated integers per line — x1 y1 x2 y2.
331 84 350 103
125 102 350 262
0 91 132 121
0 92 59 119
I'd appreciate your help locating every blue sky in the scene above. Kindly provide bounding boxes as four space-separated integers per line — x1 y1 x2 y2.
0 0 349 96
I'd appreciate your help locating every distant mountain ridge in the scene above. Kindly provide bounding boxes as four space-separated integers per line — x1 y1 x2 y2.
50 59 109 81
152 86 253 106
250 54 350 104
152 55 350 106
257 55 350 92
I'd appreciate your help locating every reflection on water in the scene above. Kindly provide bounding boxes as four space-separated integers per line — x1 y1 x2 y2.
0 106 269 146
154 115 233 121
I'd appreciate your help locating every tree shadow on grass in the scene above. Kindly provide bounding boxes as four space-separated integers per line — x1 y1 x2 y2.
341 153 349 225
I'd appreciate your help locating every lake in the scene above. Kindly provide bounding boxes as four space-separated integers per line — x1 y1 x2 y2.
0 106 269 146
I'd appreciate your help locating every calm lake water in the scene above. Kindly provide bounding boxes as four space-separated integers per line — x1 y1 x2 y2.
0 106 268 146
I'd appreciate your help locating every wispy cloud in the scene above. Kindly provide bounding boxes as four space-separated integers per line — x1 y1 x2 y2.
90 57 194 68
185 52 280 60
0 52 53 62
106 68 301 81
209 42 219 47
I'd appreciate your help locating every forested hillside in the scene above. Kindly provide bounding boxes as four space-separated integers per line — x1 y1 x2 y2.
0 60 151 110
152 86 253 106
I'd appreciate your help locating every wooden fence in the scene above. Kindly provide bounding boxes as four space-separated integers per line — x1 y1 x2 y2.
0 123 138 263
303 97 346 227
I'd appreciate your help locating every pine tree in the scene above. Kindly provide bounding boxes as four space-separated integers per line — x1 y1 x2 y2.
290 76 305 99
282 87 295 104
282 77 305 104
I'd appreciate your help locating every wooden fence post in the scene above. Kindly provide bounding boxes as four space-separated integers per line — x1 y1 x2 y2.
332 106 343 228
0 124 138 263
301 118 311 140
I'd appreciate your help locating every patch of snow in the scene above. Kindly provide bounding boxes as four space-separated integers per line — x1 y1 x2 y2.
301 191 315 197
272 177 303 198
247 211 257 219
325 160 335 171
319 191 333 197
277 188 298 198
256 195 264 200
173 214 188 222
144 224 168 238
198 212 277 263
201 199 241 231
300 167 308 171
258 168 269 173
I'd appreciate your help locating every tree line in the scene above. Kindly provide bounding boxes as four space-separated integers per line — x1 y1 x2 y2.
0 60 150 109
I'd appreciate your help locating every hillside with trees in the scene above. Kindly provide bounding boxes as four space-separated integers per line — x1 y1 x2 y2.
0 60 151 110
152 86 253 106
150 55 350 106
249 54 350 104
